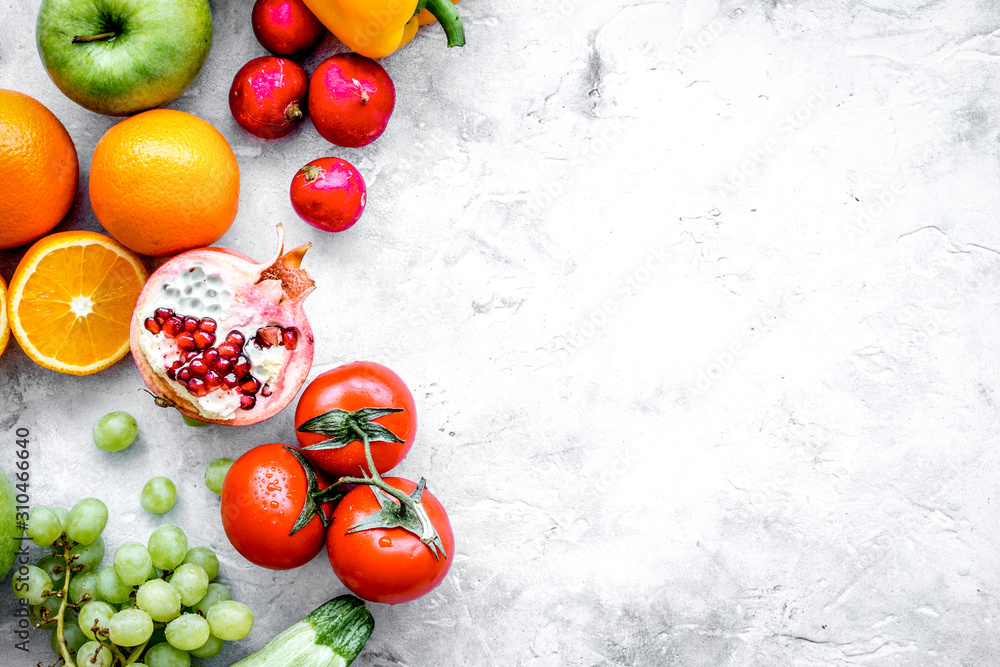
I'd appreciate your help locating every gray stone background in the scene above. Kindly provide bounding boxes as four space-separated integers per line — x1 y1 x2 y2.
3 0 1000 665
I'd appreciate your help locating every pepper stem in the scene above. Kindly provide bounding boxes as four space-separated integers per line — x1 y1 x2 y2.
424 0 465 48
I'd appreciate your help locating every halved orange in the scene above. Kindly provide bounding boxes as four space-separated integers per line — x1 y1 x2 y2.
7 231 148 375
0 275 9 358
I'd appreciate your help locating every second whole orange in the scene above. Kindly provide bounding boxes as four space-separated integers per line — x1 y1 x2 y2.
89 109 240 258
0 89 79 250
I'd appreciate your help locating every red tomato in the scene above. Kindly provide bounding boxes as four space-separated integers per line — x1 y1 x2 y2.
327 477 455 604
221 444 331 570
295 361 417 478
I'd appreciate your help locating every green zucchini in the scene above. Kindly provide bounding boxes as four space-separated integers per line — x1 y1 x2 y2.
230 595 374 667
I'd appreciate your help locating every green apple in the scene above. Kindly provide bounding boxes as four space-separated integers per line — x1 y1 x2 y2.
0 467 23 580
36 0 213 116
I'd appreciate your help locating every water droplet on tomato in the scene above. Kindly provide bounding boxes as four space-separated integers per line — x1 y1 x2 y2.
270 501 279 509
378 537 392 548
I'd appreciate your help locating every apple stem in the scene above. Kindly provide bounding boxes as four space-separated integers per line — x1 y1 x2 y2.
352 78 369 104
72 31 117 43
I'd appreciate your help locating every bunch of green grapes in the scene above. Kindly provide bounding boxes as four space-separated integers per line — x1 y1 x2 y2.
13 498 254 667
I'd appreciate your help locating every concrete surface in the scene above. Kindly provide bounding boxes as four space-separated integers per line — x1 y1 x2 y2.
3 0 1000 665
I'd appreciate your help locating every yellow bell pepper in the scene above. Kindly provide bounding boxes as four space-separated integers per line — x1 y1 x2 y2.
302 0 464 59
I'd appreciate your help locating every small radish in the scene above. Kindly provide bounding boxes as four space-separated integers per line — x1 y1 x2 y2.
290 157 367 233
309 54 395 148
229 56 309 139
252 0 327 57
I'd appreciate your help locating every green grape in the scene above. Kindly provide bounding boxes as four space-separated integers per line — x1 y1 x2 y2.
12 565 52 605
140 477 177 514
36 554 67 590
68 535 106 574
205 600 254 641
53 614 87 654
109 608 154 646
188 633 224 659
204 458 233 496
49 506 70 533
69 570 101 604
92 411 139 452
67 498 108 545
191 582 231 616
165 613 210 651
96 566 133 604
144 642 192 667
77 641 114 667
136 579 182 623
182 547 219 581
168 563 208 606
148 525 188 571
78 600 115 641
27 506 62 546
182 415 209 427
114 542 153 586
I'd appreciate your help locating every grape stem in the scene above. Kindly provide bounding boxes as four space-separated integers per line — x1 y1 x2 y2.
53 538 75 667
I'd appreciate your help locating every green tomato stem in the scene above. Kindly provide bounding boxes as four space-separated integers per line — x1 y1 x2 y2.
338 422 441 547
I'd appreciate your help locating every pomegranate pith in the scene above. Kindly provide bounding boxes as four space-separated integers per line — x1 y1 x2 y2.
130 225 316 426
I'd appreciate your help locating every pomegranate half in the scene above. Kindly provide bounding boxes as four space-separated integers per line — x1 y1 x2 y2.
130 225 315 426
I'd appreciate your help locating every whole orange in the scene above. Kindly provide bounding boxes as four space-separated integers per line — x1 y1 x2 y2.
89 109 240 257
0 90 79 249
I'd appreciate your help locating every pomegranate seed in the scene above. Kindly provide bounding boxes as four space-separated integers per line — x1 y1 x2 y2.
188 359 209 377
203 348 219 366
256 326 282 348
193 330 216 349
205 370 222 389
261 384 273 397
234 356 251 376
281 328 299 351
240 375 261 395
183 316 200 333
215 356 232 373
225 330 245 347
188 377 208 397
183 350 200 363
171 360 183 370
218 342 240 358
166 368 176 380
176 332 197 351
162 317 184 337
240 395 256 410
177 379 189 388
154 307 174 324
199 318 217 333
222 372 240 388
144 318 161 335
177 368 192 382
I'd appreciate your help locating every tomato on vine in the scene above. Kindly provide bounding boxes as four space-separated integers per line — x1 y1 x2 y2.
327 477 454 604
220 444 332 570
295 361 417 478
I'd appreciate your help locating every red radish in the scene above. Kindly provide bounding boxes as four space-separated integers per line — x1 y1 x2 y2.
229 57 309 139
290 157 367 233
252 0 326 56
309 54 395 148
